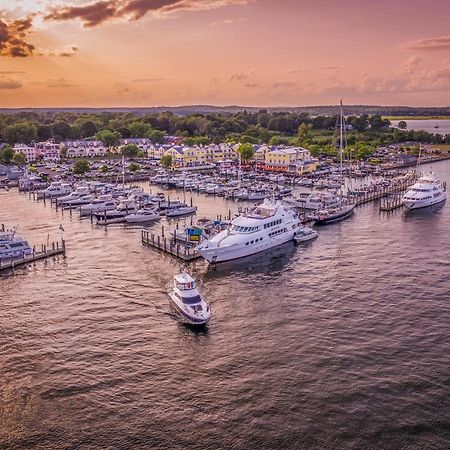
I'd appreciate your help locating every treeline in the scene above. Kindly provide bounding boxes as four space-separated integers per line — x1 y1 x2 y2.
0 111 449 157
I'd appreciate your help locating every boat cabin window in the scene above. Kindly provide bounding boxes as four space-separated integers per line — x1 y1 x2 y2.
176 281 195 290
181 294 202 304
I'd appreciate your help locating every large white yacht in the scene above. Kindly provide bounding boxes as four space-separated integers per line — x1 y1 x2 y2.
0 231 32 260
196 199 302 263
169 273 212 325
402 172 447 209
37 182 71 199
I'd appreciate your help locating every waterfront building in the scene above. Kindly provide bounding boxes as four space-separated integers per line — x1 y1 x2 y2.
63 140 107 158
263 146 317 174
13 144 37 163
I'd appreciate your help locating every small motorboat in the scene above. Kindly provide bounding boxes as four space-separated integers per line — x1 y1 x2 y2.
125 208 160 223
169 273 212 325
294 227 318 243
166 205 197 217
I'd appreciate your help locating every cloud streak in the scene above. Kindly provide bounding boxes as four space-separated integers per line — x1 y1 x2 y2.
44 0 252 27
401 36 450 51
0 79 23 89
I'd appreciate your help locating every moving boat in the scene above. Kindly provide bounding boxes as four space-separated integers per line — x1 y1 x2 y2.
0 230 32 260
197 199 302 263
125 207 160 223
402 172 447 209
169 273 212 325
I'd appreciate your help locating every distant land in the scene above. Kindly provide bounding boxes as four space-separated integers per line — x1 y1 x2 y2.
1 105 450 117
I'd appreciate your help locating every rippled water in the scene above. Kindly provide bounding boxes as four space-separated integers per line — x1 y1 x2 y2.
391 119 450 135
1 163 450 449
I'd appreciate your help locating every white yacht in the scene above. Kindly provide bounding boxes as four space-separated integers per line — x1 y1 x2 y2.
197 199 302 263
94 197 139 224
79 195 117 215
0 231 32 260
169 273 212 325
402 172 447 209
58 186 91 204
125 207 160 223
166 205 197 217
37 182 71 199
294 226 318 243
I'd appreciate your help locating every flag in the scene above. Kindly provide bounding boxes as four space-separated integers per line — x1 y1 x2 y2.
59 224 65 232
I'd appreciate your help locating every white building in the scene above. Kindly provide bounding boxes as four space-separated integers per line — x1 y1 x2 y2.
13 144 37 163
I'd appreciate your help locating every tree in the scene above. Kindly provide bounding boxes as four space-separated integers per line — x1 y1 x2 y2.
3 122 38 144
147 129 166 143
0 144 15 164
238 142 255 162
120 144 140 158
51 121 73 141
37 124 52 141
73 159 90 175
100 165 109 173
397 120 407 129
60 146 68 159
128 162 141 172
95 129 121 148
12 151 26 165
160 154 173 168
297 123 313 146
128 121 152 138
80 121 98 138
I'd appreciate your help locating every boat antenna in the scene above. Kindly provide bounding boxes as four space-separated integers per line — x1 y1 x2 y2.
416 143 422 176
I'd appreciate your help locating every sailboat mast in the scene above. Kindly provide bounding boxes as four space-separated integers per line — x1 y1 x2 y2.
339 100 344 200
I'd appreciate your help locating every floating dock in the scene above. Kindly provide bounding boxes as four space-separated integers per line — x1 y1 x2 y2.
0 239 66 272
141 229 200 262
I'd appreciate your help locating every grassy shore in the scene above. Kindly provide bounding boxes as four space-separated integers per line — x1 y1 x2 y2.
383 116 450 121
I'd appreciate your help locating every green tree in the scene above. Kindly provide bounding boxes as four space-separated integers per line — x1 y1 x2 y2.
79 121 98 138
0 144 15 163
60 146 68 159
160 154 173 168
3 122 38 144
120 144 140 158
128 162 141 172
397 120 407 129
297 123 313 146
37 124 52 141
51 121 73 141
128 121 152 138
95 129 121 148
73 159 90 175
147 129 166 143
12 151 26 165
100 165 109 173
238 142 255 162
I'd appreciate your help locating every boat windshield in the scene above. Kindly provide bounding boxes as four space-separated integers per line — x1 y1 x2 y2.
181 295 202 305
176 281 196 290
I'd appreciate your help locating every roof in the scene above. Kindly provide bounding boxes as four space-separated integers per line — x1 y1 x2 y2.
174 273 195 284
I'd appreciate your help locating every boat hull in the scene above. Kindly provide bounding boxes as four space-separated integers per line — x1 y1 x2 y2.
403 194 447 210
168 293 211 325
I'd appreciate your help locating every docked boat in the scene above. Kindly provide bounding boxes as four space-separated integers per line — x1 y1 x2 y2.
197 199 302 263
402 172 447 209
125 207 160 223
37 181 71 199
294 227 318 243
57 186 91 204
166 205 197 217
0 230 32 260
169 273 212 325
94 198 139 225
311 202 355 225
79 195 117 215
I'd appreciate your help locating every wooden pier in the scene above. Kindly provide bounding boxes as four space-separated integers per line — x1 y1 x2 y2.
380 194 404 212
0 239 66 272
141 229 200 261
352 175 417 206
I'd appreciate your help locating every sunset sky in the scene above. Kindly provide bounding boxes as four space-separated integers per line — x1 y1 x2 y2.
1 0 450 107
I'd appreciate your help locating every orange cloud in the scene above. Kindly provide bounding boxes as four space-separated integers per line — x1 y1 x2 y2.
0 16 35 57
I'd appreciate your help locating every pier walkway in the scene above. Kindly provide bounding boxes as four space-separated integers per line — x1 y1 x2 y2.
141 230 200 262
0 239 66 272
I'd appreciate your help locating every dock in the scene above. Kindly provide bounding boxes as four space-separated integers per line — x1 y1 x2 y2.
0 239 66 272
380 194 404 211
353 175 417 206
141 229 200 261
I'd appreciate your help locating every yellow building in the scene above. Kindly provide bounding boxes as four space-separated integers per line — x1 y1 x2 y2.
264 147 316 174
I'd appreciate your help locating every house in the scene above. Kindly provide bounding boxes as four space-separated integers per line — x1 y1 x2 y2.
35 142 61 161
63 140 107 158
13 144 37 163
263 146 317 174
